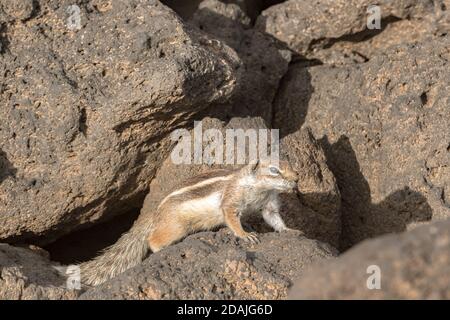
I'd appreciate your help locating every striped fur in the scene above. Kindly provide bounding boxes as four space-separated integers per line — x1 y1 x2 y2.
79 223 153 286
77 160 298 286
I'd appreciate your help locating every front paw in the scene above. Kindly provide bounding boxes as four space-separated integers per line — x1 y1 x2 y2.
240 232 260 244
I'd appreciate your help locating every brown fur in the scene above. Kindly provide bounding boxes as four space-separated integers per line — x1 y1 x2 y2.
148 160 298 251
79 160 298 286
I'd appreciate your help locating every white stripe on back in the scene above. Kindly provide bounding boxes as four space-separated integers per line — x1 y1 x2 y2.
157 175 232 209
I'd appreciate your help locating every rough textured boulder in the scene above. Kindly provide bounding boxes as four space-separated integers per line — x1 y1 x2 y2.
80 229 337 299
0 243 78 299
137 117 340 248
289 219 450 299
0 0 240 244
190 0 292 124
280 128 341 247
274 36 450 249
0 0 35 20
257 0 450 65
2 0 448 301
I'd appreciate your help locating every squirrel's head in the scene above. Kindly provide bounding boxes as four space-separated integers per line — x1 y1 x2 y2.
240 159 298 193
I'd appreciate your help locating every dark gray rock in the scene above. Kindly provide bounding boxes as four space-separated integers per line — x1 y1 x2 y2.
2 0 448 301
1 0 35 20
190 0 292 124
257 0 450 65
80 228 336 299
161 0 203 20
0 0 241 244
0 243 78 299
289 219 450 299
220 0 286 22
274 36 450 249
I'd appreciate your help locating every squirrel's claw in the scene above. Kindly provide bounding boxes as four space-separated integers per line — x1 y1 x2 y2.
242 232 260 244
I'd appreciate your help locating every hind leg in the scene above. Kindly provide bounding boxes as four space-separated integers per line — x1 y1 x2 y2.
148 221 186 252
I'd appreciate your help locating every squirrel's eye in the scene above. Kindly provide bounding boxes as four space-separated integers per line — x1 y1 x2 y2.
269 166 280 175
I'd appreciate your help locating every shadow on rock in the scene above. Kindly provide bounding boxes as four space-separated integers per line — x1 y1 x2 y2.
44 209 141 264
0 148 16 184
242 190 341 249
272 63 315 137
163 0 286 23
320 135 433 250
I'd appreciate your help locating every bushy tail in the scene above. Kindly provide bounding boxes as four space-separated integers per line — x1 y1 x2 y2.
79 222 152 286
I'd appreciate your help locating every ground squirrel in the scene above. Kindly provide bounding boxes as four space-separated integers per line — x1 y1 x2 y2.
79 160 299 286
